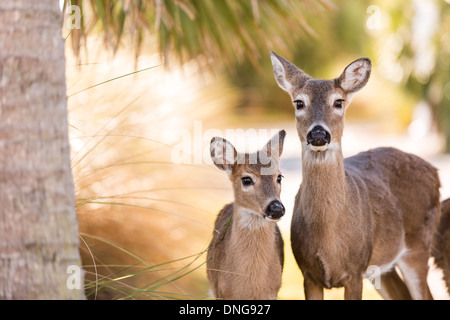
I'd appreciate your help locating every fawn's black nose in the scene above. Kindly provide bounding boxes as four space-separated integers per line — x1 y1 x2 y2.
265 200 285 221
307 125 331 146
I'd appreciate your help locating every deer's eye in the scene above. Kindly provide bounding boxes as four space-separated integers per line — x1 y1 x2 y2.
334 99 345 109
241 177 254 186
293 100 305 110
277 175 283 183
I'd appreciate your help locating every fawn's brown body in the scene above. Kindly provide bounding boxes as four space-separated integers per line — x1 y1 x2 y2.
207 203 284 299
207 131 286 300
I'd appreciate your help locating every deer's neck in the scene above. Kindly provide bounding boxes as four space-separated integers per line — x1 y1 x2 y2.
229 207 277 263
231 207 275 237
220 207 281 299
300 142 349 222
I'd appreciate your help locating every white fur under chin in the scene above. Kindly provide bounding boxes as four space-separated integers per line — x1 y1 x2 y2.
303 141 340 157
309 145 328 152
237 208 279 230
264 216 281 223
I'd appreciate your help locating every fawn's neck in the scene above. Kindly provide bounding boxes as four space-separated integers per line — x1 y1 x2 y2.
229 207 277 259
223 206 281 299
232 206 274 233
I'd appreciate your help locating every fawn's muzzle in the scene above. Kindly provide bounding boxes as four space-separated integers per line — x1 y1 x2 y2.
307 125 331 147
265 200 285 221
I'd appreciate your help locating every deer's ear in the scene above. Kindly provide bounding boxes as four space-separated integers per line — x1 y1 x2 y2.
210 137 237 174
337 58 371 93
263 130 286 160
270 51 310 93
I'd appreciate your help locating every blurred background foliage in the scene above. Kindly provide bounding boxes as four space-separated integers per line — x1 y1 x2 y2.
62 0 450 299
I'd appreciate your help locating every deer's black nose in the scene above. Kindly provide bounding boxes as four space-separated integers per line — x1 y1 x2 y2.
265 200 285 220
307 125 331 146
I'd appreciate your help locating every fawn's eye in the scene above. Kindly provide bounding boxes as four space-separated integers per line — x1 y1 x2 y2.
277 175 284 183
334 99 345 109
293 100 305 110
241 177 254 186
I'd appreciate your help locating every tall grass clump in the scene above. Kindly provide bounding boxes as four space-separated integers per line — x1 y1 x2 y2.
66 39 236 299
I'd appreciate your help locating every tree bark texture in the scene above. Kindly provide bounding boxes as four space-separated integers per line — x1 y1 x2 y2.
0 1 84 299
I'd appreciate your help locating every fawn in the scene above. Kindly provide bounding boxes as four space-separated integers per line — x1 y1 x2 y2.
271 51 441 300
207 130 286 300
432 198 450 295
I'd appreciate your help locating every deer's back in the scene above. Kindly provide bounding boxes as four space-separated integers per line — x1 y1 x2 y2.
345 147 440 214
345 147 440 250
207 203 234 297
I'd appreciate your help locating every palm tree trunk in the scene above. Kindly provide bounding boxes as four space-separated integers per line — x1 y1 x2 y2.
0 1 84 299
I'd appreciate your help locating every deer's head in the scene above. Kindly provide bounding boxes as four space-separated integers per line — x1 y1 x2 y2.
210 130 286 223
270 52 371 155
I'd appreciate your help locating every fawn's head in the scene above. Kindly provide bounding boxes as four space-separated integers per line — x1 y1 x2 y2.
270 51 371 154
210 130 286 223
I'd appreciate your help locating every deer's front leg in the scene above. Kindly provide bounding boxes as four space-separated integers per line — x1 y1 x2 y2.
304 276 324 300
344 275 363 300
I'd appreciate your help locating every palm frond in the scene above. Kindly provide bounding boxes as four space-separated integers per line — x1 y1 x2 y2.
62 0 334 69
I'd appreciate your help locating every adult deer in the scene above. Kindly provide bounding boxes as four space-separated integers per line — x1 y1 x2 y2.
432 198 450 295
270 51 441 300
207 130 286 300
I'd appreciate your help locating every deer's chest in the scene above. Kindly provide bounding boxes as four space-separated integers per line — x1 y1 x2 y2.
292 207 371 288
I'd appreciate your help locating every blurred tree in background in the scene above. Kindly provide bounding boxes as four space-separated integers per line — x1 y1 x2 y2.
395 0 450 151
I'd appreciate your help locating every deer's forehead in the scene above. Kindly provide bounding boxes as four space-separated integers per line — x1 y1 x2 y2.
232 157 279 176
293 79 338 101
233 163 260 175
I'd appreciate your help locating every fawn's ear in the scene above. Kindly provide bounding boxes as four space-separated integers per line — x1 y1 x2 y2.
270 51 310 93
210 137 237 174
336 58 371 93
262 130 286 160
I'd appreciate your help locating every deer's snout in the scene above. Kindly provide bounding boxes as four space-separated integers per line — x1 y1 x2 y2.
307 125 331 147
265 200 285 222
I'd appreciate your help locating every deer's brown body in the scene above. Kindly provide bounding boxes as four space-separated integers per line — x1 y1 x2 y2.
432 198 450 294
207 203 284 299
293 147 440 299
207 131 286 300
271 51 441 299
